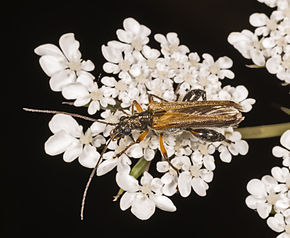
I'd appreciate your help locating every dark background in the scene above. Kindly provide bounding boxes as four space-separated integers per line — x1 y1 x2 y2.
5 0 290 237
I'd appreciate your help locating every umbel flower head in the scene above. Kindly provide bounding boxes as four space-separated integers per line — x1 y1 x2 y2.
33 17 255 220
246 130 290 237
228 0 290 86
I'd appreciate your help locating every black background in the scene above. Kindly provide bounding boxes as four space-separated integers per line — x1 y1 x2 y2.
5 0 290 237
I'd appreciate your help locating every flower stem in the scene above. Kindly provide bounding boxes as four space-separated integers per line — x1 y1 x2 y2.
236 122 290 139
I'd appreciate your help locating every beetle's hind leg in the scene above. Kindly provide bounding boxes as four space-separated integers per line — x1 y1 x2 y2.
183 89 206 102
190 129 231 143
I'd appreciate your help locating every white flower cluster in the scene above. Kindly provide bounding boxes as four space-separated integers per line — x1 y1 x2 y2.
228 0 290 85
35 17 255 220
246 130 290 237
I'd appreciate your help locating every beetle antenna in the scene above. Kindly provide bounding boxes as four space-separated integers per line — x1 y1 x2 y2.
23 108 117 125
80 138 112 220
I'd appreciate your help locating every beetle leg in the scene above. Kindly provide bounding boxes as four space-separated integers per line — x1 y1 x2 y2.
183 89 207 102
159 134 179 173
190 129 232 143
132 100 144 114
114 130 149 158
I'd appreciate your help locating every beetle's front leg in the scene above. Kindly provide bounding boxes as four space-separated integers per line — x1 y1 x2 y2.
190 129 231 143
183 89 207 102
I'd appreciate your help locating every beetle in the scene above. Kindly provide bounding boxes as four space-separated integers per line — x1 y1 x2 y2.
24 89 245 219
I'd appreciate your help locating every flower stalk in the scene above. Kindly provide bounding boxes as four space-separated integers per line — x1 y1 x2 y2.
237 122 290 139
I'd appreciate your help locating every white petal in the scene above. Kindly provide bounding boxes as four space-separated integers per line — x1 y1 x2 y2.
156 161 170 173
271 167 288 182
59 33 81 61
245 195 260 209
151 194 176 212
116 172 139 192
97 158 118 176
140 171 153 186
123 17 140 34
78 145 100 168
62 83 89 100
34 43 64 57
167 32 179 45
44 131 77 156
203 156 215 171
219 148 232 163
257 202 272 219
266 56 281 74
267 214 285 232
217 56 233 68
81 60 95 71
250 49 265 66
236 140 249 155
249 13 268 27
39 55 66 77
191 177 208 197
262 37 276 48
88 100 100 115
116 29 133 43
178 171 192 197
101 76 117 87
120 192 136 211
48 114 82 137
103 62 120 74
90 122 106 135
101 45 122 63
126 144 143 158
131 194 155 220
281 130 290 150
49 69 75 91
273 146 288 158
246 179 267 197
76 71 94 88
144 148 155 161
63 143 82 162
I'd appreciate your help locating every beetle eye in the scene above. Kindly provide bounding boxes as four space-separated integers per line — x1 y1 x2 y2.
124 128 131 135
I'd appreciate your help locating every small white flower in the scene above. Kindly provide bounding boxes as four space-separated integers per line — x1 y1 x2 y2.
257 0 278 8
117 171 176 220
62 82 116 115
250 12 283 36
116 17 151 51
175 155 213 197
102 43 135 78
246 176 283 219
273 130 290 168
34 33 95 91
44 114 106 168
228 30 268 66
217 128 249 163
154 32 189 57
199 54 235 80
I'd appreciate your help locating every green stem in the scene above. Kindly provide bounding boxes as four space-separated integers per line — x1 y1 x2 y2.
236 122 290 139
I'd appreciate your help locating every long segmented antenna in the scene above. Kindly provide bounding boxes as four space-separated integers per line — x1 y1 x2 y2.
80 138 112 220
23 108 117 125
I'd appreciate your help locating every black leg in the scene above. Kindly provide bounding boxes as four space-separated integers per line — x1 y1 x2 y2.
183 89 206 102
190 129 227 142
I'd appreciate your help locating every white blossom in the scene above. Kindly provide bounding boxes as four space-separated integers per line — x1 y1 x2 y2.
44 114 106 168
62 82 116 115
34 33 95 91
117 171 176 220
